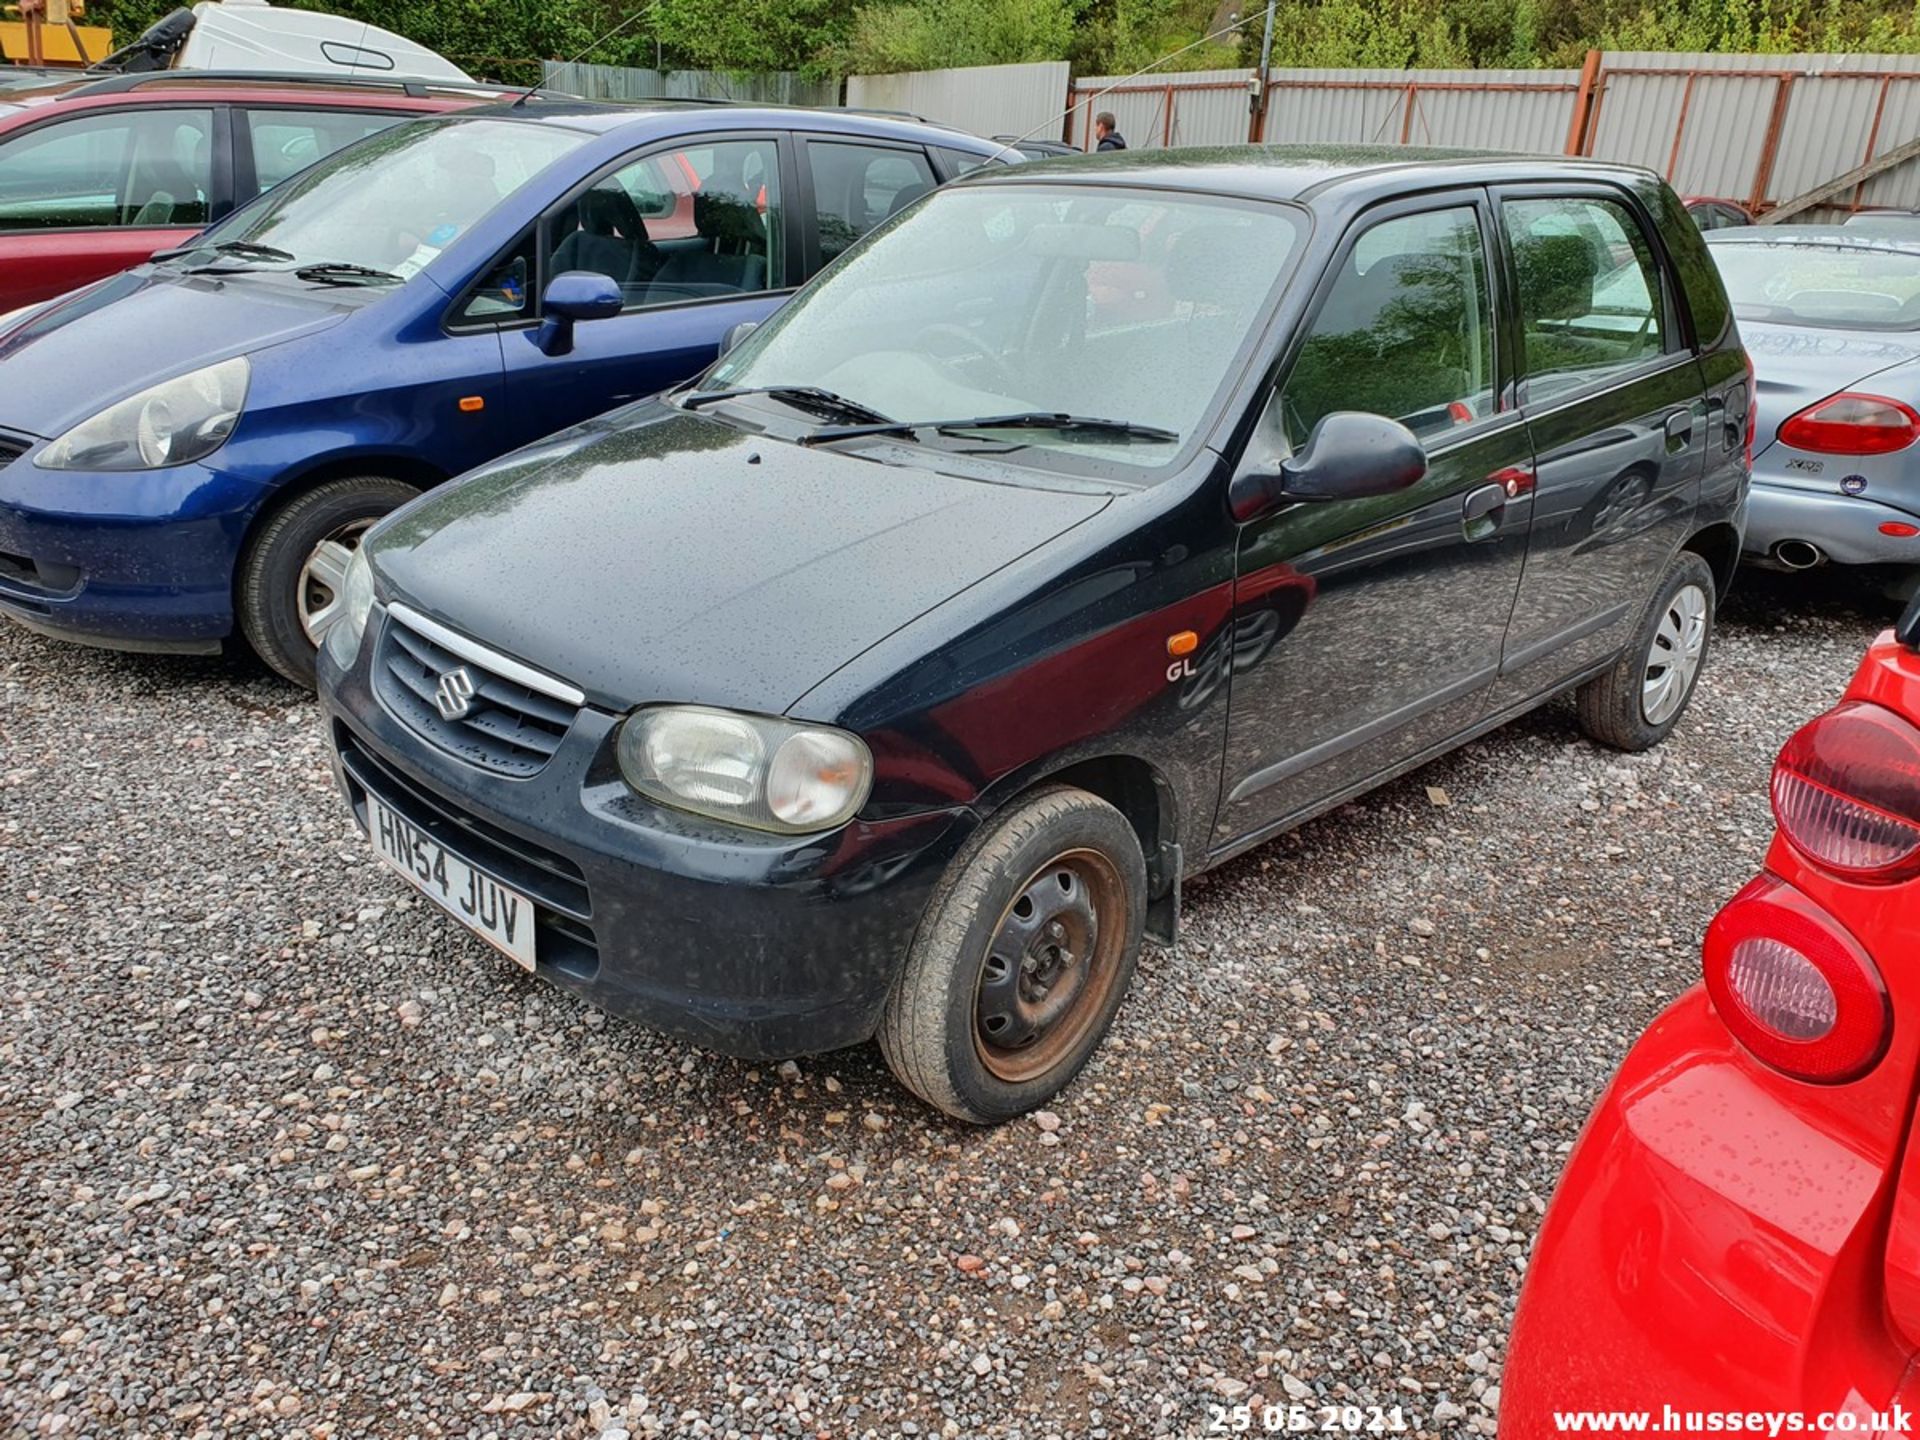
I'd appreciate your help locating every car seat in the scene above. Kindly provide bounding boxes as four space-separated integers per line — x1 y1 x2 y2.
883 179 932 221
551 185 661 294
129 126 211 227
646 190 768 303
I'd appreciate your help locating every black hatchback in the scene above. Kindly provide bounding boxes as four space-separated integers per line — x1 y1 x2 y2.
316 146 1749 1123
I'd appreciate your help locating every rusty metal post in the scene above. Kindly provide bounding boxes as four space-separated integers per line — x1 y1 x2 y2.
1856 74 1895 213
1250 0 1276 143
1566 48 1602 155
1748 73 1797 214
1664 71 1697 180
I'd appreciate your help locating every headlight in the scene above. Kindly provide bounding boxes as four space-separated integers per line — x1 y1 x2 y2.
323 545 376 671
38 356 249 471
616 705 872 834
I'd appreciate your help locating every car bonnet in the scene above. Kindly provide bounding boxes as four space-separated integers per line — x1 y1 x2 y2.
0 266 351 438
364 405 1113 716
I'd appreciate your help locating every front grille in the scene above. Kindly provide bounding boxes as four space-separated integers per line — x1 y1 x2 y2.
0 431 29 467
375 609 578 777
335 725 600 979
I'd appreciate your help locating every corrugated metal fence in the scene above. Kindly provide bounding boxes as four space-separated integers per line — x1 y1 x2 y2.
1068 67 1582 152
1065 50 1920 217
845 61 1069 141
1579 52 1920 215
541 61 837 107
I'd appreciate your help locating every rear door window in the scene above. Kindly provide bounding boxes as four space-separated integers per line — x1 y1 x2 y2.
804 140 937 266
0 107 214 230
244 108 406 195
1505 195 1670 398
542 137 783 311
1281 204 1497 445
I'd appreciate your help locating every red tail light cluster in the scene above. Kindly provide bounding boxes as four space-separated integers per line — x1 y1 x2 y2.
1702 701 1920 1082
1771 701 1920 882
1742 353 1758 470
1777 392 1920 456
1703 877 1889 1083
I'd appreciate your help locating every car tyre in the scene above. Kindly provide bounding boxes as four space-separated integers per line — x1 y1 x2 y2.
878 785 1147 1124
1577 550 1716 752
237 476 419 689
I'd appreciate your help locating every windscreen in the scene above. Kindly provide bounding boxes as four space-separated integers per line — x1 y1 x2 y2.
710 182 1304 471
1710 238 1920 331
201 116 584 280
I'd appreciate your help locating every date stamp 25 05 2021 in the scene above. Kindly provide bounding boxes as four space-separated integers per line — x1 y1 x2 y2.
1195 1402 1416 1435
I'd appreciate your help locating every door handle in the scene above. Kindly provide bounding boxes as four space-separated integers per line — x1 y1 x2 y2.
1462 481 1508 542
1463 482 1508 523
1665 409 1695 449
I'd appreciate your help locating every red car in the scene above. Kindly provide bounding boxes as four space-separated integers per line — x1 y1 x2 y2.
1505 600 1920 1435
0 70 496 311
1685 196 1755 232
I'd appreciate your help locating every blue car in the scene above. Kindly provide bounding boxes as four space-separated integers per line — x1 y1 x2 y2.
0 101 1001 684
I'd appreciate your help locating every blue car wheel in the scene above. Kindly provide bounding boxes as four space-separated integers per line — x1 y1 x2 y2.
237 475 420 688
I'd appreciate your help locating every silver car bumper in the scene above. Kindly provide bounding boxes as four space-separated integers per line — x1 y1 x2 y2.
1744 480 1920 566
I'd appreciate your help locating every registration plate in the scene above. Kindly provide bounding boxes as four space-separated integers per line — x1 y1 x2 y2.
366 795 536 972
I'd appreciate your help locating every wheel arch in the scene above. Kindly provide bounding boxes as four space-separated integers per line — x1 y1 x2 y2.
983 751 1183 944
1683 521 1741 604
234 451 446 572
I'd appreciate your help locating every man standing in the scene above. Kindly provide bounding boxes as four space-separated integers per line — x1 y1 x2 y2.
1094 112 1128 151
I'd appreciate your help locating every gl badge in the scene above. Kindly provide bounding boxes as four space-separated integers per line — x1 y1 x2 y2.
434 666 477 721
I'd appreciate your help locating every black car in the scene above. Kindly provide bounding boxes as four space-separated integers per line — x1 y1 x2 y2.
316 146 1750 1123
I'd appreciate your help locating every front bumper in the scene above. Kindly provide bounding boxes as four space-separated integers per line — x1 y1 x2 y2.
317 615 976 1058
1743 475 1920 567
0 435 263 651
1503 987 1915 1433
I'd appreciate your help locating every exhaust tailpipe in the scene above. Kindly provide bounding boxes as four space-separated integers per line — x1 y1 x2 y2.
1774 539 1826 571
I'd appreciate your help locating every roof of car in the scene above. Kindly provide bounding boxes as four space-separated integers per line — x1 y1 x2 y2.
447 96 996 149
964 143 1662 203
1706 225 1920 251
0 70 502 116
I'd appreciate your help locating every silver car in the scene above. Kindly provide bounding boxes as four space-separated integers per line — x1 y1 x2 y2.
1705 227 1920 571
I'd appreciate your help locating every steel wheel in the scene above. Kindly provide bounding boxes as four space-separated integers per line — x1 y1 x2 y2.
973 848 1128 1084
296 519 374 649
1642 581 1708 725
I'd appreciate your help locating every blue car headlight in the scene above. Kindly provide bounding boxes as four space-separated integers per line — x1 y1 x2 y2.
37 356 249 471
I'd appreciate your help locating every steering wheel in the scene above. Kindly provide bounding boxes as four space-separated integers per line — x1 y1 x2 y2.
915 322 1020 393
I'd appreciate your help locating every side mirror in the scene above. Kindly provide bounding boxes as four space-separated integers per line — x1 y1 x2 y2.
1230 410 1427 520
533 271 623 357
719 319 759 355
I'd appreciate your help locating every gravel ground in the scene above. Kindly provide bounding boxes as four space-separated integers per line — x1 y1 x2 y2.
0 567 1899 1440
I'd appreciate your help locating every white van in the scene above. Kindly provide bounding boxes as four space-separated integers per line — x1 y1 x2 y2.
105 0 474 83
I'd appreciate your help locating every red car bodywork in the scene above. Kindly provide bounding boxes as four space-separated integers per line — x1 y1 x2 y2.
1505 620 1920 1435
0 78 483 310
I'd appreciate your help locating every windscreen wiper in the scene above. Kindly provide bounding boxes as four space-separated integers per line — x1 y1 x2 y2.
294 261 402 286
680 385 896 427
154 238 298 264
802 411 1180 446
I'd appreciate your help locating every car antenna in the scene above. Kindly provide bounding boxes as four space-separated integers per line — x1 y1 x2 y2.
984 12 1268 164
513 2 661 108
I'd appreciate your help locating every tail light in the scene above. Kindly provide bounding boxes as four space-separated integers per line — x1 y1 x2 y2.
1777 392 1920 456
1743 353 1758 469
1703 876 1889 1083
1771 701 1920 882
